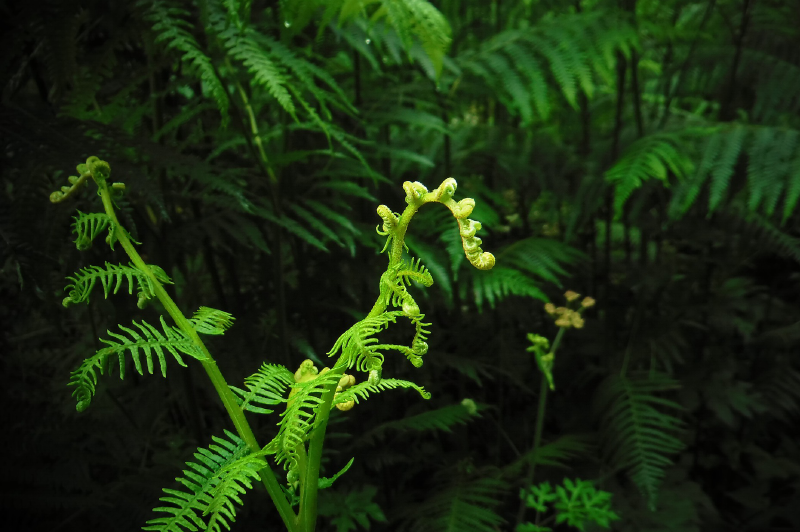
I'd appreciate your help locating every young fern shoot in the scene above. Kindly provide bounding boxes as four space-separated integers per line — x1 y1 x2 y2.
52 158 495 532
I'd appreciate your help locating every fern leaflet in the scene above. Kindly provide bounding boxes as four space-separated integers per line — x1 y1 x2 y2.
68 316 205 412
229 363 295 414
594 372 685 510
144 430 264 532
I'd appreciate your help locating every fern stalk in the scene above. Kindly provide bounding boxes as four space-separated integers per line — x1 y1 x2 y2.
91 165 298 530
515 326 566 528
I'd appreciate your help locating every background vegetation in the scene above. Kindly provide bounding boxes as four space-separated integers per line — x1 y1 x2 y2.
2 0 799 530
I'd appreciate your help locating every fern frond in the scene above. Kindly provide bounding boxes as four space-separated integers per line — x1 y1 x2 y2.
594 372 685 510
220 27 296 117
141 0 230 123
505 434 594 476
376 0 452 78
62 261 172 307
333 378 431 409
606 132 694 218
70 211 111 251
68 316 205 412
269 370 342 471
144 430 263 532
190 306 235 335
230 363 294 414
707 125 746 214
204 454 266 532
360 402 477 446
402 474 507 532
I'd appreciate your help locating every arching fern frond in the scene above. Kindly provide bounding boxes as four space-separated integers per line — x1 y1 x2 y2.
333 378 431 409
68 316 206 412
594 372 685 510
144 430 265 532
62 261 172 307
230 363 295 414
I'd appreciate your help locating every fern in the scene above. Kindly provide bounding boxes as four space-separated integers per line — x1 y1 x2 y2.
230 363 295 414
62 261 172 307
594 372 685 510
606 131 695 218
467 238 581 310
400 474 507 532
70 211 112 250
190 306 236 335
457 11 638 122
144 430 264 532
68 316 206 412
267 370 342 471
333 377 431 408
358 402 479 446
140 0 230 123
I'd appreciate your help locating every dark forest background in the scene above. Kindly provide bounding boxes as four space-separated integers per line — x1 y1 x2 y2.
2 0 800 531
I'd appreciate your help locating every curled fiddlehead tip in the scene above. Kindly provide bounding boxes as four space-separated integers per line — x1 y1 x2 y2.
458 218 495 270
403 181 428 204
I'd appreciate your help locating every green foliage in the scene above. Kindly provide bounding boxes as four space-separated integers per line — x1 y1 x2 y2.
52 151 495 531
144 430 263 532
400 473 507 532
456 11 638 123
318 485 387 532
518 478 620 532
594 373 686 510
68 316 206 412
230 363 295 415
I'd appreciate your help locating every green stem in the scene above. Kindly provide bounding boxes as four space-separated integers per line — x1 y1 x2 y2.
515 327 566 527
95 180 299 531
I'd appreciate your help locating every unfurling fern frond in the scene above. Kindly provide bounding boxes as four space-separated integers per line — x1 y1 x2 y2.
333 378 431 410
68 316 206 412
144 431 265 532
71 211 111 250
190 306 235 335
62 261 172 307
593 372 685 510
230 363 295 414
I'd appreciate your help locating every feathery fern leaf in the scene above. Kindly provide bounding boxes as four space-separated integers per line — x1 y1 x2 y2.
230 363 295 414
190 306 235 335
70 211 112 250
68 316 205 412
140 0 230 123
62 261 172 307
333 378 431 409
268 370 342 471
402 475 507 532
144 430 263 532
594 372 685 510
606 132 694 218
359 402 478 446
